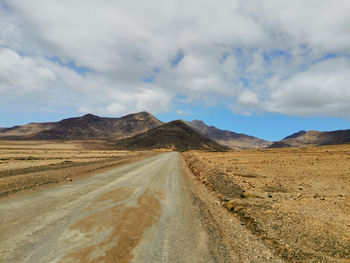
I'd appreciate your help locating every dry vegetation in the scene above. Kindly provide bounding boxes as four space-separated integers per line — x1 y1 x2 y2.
0 141 157 198
183 145 350 262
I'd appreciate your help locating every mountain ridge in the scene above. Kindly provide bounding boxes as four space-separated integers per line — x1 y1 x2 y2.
187 119 272 149
0 112 162 140
114 120 227 151
0 112 271 149
270 129 350 148
2 112 349 149
283 130 308 140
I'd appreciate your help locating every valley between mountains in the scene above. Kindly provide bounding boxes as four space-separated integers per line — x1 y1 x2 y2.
1 112 350 262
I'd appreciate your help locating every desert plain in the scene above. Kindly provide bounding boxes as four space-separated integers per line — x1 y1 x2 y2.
0 140 157 198
1 140 350 262
184 145 350 262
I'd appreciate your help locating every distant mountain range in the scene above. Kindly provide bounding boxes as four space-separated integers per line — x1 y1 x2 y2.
187 120 271 149
1 112 349 150
0 112 162 140
269 129 350 148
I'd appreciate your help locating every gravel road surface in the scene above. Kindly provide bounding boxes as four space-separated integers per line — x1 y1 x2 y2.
0 152 230 262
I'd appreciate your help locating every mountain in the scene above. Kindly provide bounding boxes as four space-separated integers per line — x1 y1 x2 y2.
187 120 272 149
270 129 350 148
0 122 55 138
283 130 307 140
0 112 162 140
114 120 227 151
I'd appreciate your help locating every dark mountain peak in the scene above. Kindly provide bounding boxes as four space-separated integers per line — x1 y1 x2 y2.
136 111 151 116
166 120 202 131
173 119 187 124
114 120 227 151
121 111 161 122
125 111 150 117
58 113 102 126
283 130 308 140
190 120 232 133
80 113 102 121
191 119 205 125
190 119 208 128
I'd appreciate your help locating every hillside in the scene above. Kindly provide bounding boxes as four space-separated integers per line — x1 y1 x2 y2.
0 122 55 138
188 120 271 149
283 130 307 140
114 120 227 151
0 112 162 140
270 129 350 148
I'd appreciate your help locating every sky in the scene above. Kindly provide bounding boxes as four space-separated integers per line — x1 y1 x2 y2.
1 0 350 141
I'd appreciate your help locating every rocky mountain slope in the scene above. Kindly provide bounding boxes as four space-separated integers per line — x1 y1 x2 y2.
270 129 350 148
0 112 162 140
188 120 271 149
0 122 56 138
114 120 227 151
7 112 349 150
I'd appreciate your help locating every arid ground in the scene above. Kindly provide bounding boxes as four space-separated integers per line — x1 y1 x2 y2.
1 141 350 262
0 140 157 198
183 145 350 262
0 145 236 263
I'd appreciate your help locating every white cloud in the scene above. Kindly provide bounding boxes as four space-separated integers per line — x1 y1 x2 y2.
1 0 350 118
176 110 191 116
0 48 56 95
266 58 350 117
238 90 259 106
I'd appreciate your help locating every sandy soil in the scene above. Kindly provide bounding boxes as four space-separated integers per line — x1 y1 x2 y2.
183 145 350 262
0 141 157 198
180 155 282 262
0 152 232 263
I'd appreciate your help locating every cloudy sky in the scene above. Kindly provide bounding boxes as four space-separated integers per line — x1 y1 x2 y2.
1 0 350 140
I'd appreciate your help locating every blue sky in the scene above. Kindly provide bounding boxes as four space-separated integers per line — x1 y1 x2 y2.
156 107 350 141
1 1 350 141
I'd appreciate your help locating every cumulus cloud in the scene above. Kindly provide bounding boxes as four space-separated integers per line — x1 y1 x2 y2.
0 48 56 95
0 0 350 118
266 58 350 117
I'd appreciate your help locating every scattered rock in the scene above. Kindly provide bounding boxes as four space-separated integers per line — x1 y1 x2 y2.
268 194 273 198
234 206 244 213
225 201 235 211
223 197 232 202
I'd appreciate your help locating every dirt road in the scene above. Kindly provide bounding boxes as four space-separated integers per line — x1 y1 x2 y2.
0 152 232 262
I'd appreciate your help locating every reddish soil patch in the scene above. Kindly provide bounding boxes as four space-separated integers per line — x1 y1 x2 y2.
62 189 162 263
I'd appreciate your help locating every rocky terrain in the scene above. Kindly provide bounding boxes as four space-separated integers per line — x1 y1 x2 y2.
183 145 350 262
114 120 227 151
0 140 157 198
1 138 350 262
0 112 162 140
0 112 273 149
188 119 272 149
1 149 236 262
270 129 350 148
